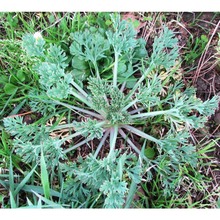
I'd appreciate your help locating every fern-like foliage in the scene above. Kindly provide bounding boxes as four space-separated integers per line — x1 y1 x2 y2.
136 75 163 108
73 119 104 139
28 90 58 115
35 62 73 99
106 14 137 54
46 44 68 69
62 150 142 208
22 33 45 57
4 13 219 207
150 26 179 69
70 28 110 70
3 116 66 168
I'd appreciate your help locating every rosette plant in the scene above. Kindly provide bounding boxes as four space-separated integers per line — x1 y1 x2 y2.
3 13 219 207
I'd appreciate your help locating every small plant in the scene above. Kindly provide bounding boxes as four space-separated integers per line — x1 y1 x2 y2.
3 13 219 208
184 34 208 65
62 150 142 208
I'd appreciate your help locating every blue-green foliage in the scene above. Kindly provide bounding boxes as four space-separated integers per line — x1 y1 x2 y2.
151 26 179 69
22 33 45 57
70 29 110 65
3 116 65 168
106 14 137 54
36 62 73 99
73 119 104 139
3 13 220 208
62 150 142 208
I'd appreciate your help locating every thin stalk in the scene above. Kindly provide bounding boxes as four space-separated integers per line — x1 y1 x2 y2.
70 90 93 108
64 138 92 153
109 125 118 156
113 52 119 87
122 98 138 111
60 131 82 143
71 81 89 99
120 82 126 92
94 62 101 79
130 109 177 119
48 123 74 132
122 125 161 144
129 107 145 115
119 129 149 163
94 129 110 158
53 100 103 119
125 64 154 102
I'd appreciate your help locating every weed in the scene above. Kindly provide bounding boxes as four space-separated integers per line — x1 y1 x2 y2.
1 13 220 208
4 14 218 207
184 35 208 65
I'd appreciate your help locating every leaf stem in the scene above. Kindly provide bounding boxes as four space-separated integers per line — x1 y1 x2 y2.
48 123 75 132
122 125 161 144
119 129 149 163
61 121 106 143
122 98 138 111
129 107 145 115
109 125 118 156
60 131 82 143
70 90 93 108
120 82 126 92
125 63 154 102
130 109 177 119
94 129 110 158
113 52 119 87
53 100 103 119
94 63 101 79
71 81 89 99
64 137 92 153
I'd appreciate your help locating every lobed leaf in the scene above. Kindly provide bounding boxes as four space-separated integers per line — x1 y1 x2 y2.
22 33 45 57
151 26 179 69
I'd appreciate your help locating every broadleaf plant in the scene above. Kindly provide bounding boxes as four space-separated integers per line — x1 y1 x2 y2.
3 13 219 208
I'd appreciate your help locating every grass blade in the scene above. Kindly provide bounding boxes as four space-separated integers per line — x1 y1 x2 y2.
0 181 61 198
14 164 37 196
8 99 26 116
124 179 137 208
9 156 15 198
40 149 50 199
32 191 64 208
9 191 17 208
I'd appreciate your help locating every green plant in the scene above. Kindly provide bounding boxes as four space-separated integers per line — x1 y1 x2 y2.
184 34 208 65
3 13 219 208
62 150 142 208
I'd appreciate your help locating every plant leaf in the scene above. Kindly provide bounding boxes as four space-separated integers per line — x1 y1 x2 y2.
40 149 51 199
14 164 37 196
4 83 18 95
